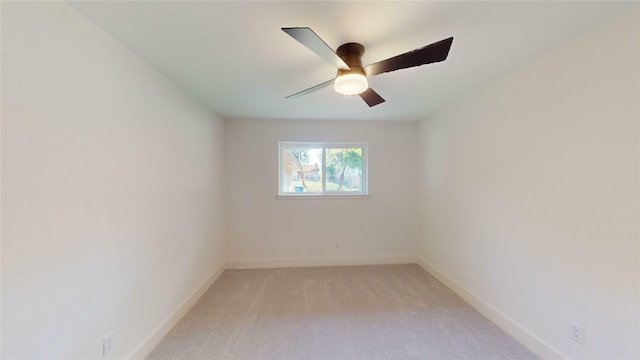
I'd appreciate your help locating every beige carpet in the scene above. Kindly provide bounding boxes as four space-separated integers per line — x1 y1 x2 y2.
147 264 538 359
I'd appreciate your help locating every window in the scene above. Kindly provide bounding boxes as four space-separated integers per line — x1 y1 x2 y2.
279 142 368 196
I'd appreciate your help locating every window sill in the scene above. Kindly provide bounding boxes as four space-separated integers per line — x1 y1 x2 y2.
276 194 371 200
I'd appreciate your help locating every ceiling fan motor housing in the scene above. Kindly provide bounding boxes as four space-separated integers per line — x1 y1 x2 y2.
336 42 366 77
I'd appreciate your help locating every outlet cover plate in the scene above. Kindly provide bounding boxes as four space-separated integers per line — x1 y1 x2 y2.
569 321 585 344
103 331 115 356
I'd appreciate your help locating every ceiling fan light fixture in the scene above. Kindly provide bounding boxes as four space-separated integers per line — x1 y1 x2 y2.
334 72 368 96
282 28 454 107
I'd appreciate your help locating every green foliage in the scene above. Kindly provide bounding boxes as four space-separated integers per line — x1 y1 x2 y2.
288 148 309 166
327 148 362 190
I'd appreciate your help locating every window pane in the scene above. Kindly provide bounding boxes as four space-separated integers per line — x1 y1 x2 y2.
325 147 363 192
281 146 323 193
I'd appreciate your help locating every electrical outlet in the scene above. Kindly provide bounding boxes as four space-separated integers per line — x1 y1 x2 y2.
335 241 340 248
569 321 585 344
103 331 115 356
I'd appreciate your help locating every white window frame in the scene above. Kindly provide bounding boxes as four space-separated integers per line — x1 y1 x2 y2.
278 142 368 198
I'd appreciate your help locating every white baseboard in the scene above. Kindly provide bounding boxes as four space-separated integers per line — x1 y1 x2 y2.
415 257 566 360
226 255 417 269
127 262 227 359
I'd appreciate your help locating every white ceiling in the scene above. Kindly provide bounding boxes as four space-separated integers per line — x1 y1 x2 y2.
69 1 637 122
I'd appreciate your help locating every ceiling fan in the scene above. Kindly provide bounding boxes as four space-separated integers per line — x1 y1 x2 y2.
282 27 454 107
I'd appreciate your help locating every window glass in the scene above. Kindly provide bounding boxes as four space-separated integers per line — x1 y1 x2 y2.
326 147 363 192
282 147 323 193
279 142 367 196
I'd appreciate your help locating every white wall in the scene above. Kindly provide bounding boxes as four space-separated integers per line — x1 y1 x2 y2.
417 10 639 359
225 119 418 267
1 2 226 358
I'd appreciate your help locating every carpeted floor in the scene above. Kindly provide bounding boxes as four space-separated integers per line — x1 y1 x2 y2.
147 264 538 359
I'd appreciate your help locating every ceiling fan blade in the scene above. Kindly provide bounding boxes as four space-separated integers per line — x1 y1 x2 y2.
359 88 385 107
364 37 453 77
282 27 350 70
285 79 334 99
